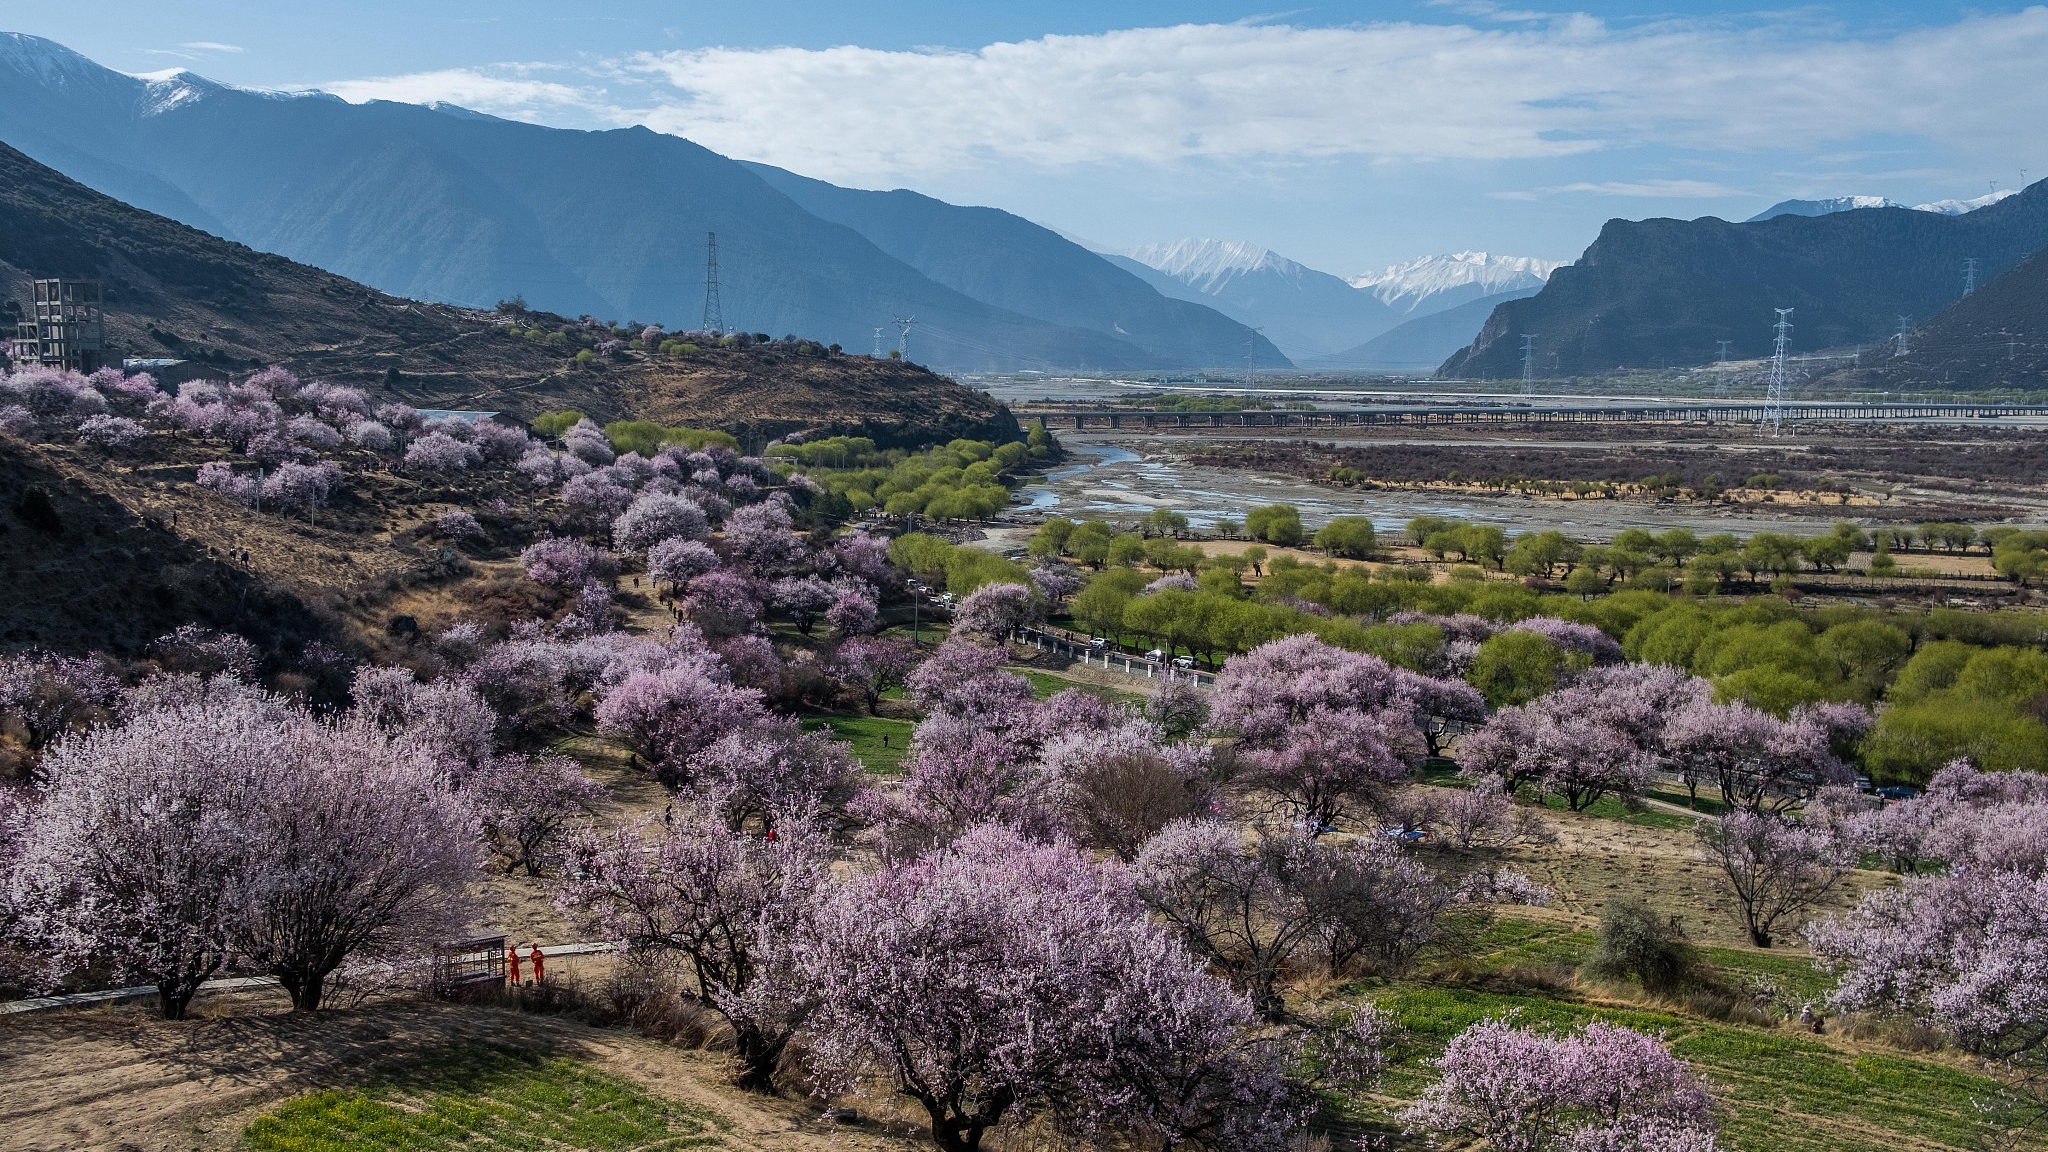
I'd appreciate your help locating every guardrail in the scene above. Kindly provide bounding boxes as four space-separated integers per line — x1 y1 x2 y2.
0 941 619 1015
1014 626 1216 687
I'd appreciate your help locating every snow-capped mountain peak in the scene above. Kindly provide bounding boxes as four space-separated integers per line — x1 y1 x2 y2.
1347 251 1564 307
0 32 111 84
1911 189 2019 215
1122 239 1305 293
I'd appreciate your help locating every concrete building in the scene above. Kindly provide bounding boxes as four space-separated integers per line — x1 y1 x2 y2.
8 279 105 372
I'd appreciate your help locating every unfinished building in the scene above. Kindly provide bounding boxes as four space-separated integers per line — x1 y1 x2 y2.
6 279 105 372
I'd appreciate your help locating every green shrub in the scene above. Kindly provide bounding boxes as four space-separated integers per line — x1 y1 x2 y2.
1585 900 1698 993
1244 503 1305 546
530 410 588 438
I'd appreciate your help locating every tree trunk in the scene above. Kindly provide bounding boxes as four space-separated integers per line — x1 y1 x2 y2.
281 969 326 1012
730 1026 785 1093
156 980 197 1020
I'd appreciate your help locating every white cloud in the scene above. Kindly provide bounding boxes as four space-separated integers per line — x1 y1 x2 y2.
320 67 624 121
1496 179 1748 200
310 10 2048 185
180 41 244 53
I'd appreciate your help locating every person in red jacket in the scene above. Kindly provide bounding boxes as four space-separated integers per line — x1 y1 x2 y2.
529 945 546 984
507 944 522 984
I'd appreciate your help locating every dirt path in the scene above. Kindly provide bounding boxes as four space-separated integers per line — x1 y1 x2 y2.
0 993 919 1152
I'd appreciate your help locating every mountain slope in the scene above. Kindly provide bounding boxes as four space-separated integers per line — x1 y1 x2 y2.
1112 239 1400 360
1309 287 1541 371
1440 180 2048 379
0 32 1166 372
1820 245 2048 392
0 137 576 403
0 140 1015 442
742 164 1288 368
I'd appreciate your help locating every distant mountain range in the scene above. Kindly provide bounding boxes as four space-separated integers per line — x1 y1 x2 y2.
1747 189 2019 222
0 32 1282 373
1309 288 1543 371
1441 179 2048 379
1103 241 1560 361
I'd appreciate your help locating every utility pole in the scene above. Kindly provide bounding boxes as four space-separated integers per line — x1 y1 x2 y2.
701 231 723 336
1894 316 1912 357
893 316 916 360
1520 334 1537 395
1761 308 1793 436
1963 258 1980 296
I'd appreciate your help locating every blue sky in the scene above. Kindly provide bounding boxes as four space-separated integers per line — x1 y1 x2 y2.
13 2 2047 274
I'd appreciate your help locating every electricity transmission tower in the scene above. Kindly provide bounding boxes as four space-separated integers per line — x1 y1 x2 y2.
1244 328 1265 380
1519 334 1537 395
1894 316 1912 357
1761 308 1793 436
1963 258 1980 296
893 316 917 359
873 328 885 357
701 231 723 335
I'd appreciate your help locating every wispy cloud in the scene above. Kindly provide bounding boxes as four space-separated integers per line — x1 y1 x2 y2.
310 11 2048 185
320 67 622 119
1494 179 1748 200
180 41 244 53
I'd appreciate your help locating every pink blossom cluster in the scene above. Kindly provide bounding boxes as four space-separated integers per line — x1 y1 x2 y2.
1402 1013 1720 1152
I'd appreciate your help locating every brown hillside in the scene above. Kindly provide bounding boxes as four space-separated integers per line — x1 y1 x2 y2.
0 141 1015 441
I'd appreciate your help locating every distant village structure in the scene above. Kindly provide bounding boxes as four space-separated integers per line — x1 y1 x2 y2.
7 278 105 372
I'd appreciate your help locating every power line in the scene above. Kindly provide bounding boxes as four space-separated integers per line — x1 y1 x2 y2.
1762 308 1793 436
701 231 723 336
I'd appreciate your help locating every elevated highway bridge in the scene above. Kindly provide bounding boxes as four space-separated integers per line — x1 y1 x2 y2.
1014 402 2048 430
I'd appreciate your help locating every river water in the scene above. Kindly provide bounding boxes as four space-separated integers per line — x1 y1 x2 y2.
1018 434 1965 539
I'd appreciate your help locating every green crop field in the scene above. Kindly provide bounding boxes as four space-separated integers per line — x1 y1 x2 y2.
1337 916 2038 1152
243 1046 727 1152
802 712 915 774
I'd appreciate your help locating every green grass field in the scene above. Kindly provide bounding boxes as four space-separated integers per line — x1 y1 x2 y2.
1338 915 2037 1152
1014 667 1146 705
243 1046 727 1151
801 712 914 774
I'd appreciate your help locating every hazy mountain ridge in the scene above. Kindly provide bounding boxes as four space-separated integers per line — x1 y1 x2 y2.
1110 239 1560 361
1441 179 2048 379
0 32 1231 372
1309 287 1542 371
741 165 1287 367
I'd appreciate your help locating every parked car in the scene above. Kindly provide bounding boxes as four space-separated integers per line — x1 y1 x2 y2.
1145 648 1166 662
1874 784 1921 802
1173 655 1196 669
